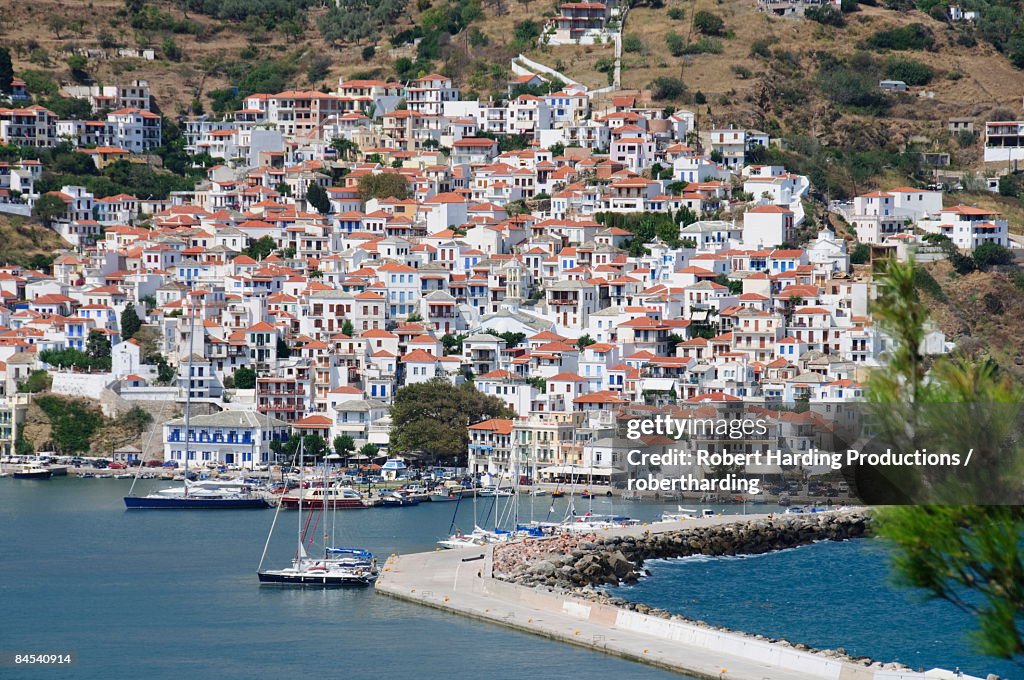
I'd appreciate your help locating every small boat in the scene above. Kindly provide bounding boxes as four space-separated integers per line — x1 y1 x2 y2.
478 486 514 497
429 490 461 502
379 491 419 507
438 525 511 549
550 489 565 498
12 464 53 480
531 488 548 496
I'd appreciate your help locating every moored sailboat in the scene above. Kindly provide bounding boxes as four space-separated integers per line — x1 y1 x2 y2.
258 450 377 587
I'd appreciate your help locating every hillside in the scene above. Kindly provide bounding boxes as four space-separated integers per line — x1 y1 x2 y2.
4 0 1024 201
917 259 1024 381
0 214 71 268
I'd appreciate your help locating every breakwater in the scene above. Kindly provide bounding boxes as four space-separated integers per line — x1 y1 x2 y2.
377 512 990 679
494 511 870 590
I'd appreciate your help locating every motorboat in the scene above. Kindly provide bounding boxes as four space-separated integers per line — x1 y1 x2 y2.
279 485 365 509
429 489 461 502
12 464 52 480
379 491 419 507
558 513 640 533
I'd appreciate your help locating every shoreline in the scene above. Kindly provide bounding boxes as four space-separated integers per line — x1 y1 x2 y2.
376 512 988 680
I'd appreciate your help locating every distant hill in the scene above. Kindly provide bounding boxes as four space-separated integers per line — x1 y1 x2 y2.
5 0 1024 200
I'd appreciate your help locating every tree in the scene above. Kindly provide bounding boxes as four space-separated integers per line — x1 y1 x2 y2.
87 330 112 362
441 333 466 354
876 506 1024 663
242 235 276 260
153 354 175 384
305 182 330 214
33 194 67 226
233 366 256 389
693 10 725 36
0 47 13 95
276 336 291 359
341 319 354 337
389 379 514 462
649 76 686 101
120 302 142 340
867 259 1024 665
713 273 743 295
48 15 67 39
357 172 411 201
576 334 596 349
484 329 526 348
972 242 1014 270
330 136 359 160
359 443 379 458
162 37 182 62
333 434 355 457
18 370 51 394
302 434 329 461
34 395 104 454
850 242 870 265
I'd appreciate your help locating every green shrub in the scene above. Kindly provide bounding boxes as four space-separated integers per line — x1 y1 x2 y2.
972 242 1014 269
682 37 724 54
805 5 845 26
649 76 686 100
865 23 935 50
851 242 870 264
817 65 889 112
731 64 753 78
668 6 685 20
623 34 644 53
884 56 934 85
749 38 775 58
693 10 725 36
666 31 685 56
913 266 946 300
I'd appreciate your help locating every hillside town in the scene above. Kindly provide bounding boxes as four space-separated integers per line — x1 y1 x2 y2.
0 65 1014 476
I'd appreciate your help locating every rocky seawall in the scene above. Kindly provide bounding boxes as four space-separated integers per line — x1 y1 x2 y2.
489 511 910 672
494 511 871 590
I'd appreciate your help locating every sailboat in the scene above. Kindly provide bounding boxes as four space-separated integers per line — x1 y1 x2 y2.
258 450 378 586
124 301 268 510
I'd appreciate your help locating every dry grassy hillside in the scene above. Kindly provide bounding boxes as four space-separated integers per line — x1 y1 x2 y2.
0 214 71 267
917 260 1024 381
0 0 546 115
3 0 1022 126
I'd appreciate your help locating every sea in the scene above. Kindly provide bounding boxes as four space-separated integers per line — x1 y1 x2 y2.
611 538 1018 679
0 477 698 680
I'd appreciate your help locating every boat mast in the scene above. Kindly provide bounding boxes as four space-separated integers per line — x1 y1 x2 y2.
182 296 197 496
297 438 304 560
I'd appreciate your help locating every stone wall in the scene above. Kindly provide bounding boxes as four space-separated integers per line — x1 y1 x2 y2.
496 511 870 590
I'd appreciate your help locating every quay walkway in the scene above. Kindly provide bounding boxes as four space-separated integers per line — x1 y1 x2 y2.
375 515 982 680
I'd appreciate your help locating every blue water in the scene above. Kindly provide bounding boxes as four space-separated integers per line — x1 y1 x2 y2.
612 539 1018 679
0 478 713 680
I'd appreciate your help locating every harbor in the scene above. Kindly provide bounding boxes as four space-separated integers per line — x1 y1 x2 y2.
0 477 1007 679
377 512 991 680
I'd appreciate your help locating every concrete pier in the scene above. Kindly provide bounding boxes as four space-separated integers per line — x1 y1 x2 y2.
375 516 983 680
